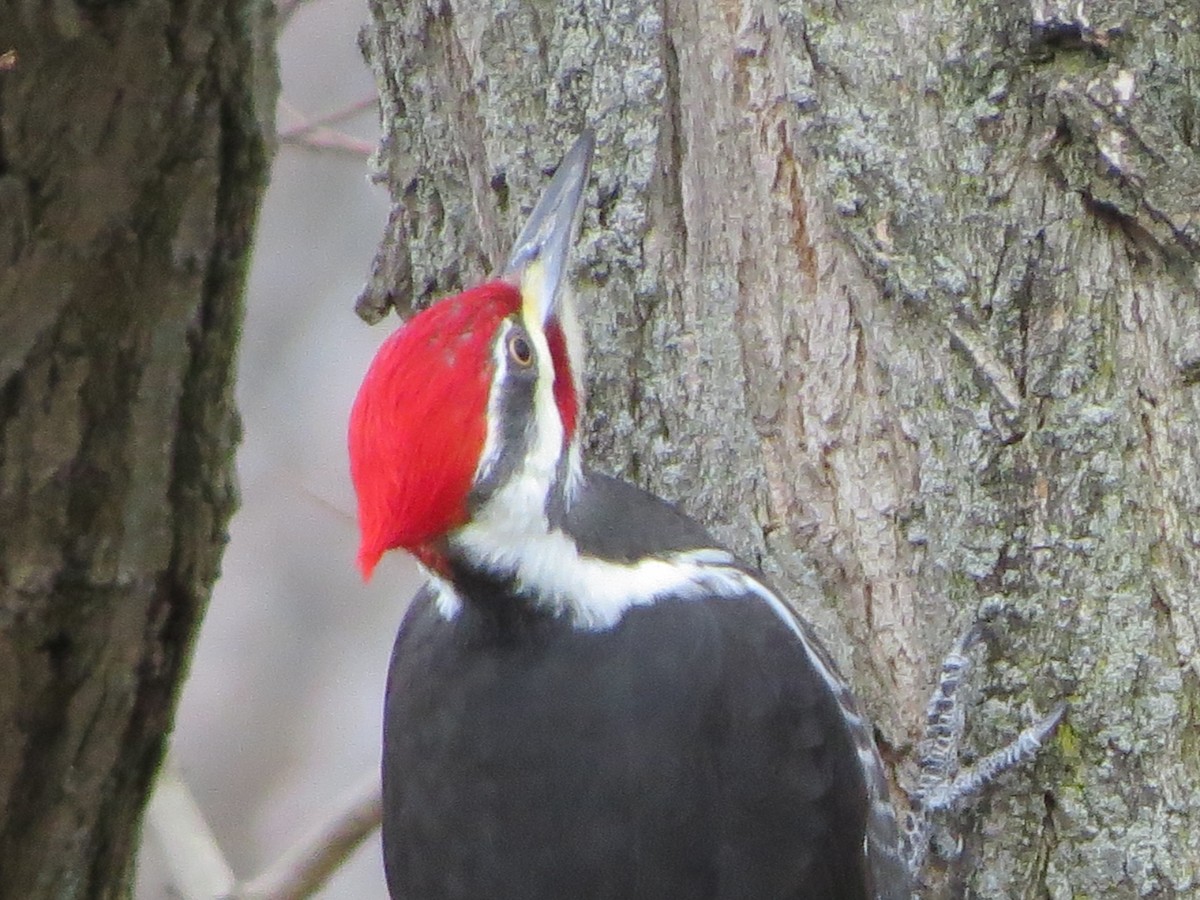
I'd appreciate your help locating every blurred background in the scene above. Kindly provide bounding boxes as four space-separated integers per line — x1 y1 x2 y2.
135 1 411 896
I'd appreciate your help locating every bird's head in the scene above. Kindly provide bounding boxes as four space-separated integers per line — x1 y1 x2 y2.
349 132 593 580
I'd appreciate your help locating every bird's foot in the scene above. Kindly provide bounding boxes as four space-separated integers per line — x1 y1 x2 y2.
900 625 1066 878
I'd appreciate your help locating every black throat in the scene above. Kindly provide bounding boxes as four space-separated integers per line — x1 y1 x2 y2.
443 557 558 645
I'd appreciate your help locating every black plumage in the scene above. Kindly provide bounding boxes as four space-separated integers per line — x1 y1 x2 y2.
382 472 873 900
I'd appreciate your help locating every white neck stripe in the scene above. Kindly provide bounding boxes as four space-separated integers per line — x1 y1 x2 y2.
447 522 849 703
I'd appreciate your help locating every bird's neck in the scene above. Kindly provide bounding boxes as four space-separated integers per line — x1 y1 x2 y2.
437 556 559 643
442 504 584 617
436 437 584 610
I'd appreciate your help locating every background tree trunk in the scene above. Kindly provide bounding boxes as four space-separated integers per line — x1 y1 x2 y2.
0 1 275 896
361 0 1200 897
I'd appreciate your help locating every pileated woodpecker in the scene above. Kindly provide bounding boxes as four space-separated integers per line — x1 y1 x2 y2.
349 131 1061 899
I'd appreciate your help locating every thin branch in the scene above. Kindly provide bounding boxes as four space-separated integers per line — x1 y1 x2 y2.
276 97 377 157
146 764 237 900
280 129 377 158
279 96 377 141
148 763 383 900
235 769 383 900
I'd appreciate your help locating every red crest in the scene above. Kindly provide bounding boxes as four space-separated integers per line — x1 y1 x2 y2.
348 282 522 579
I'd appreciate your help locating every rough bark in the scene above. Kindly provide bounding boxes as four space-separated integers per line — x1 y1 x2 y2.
0 1 275 896
360 0 1199 897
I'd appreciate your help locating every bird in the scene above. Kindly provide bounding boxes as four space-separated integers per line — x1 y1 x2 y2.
348 130 1057 899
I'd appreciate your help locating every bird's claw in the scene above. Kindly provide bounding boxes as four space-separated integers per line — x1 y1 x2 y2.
900 624 1065 879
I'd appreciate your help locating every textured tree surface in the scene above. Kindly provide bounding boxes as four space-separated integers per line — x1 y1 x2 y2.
0 1 274 896
361 1 1200 896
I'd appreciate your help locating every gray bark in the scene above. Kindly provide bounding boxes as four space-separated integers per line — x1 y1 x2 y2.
0 1 275 896
360 0 1200 897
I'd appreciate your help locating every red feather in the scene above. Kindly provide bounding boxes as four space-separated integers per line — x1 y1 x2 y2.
348 282 521 580
348 280 581 581
545 321 578 442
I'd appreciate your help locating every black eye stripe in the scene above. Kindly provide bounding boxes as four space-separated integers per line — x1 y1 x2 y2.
470 324 540 509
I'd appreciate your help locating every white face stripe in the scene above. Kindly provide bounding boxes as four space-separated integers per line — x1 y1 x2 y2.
473 318 517 490
562 442 584 506
460 308 567 566
523 312 564 490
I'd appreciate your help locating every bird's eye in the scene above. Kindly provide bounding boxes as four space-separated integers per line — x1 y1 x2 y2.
508 332 534 367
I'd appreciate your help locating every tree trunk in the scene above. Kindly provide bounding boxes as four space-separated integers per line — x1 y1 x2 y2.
0 1 275 896
360 0 1199 896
